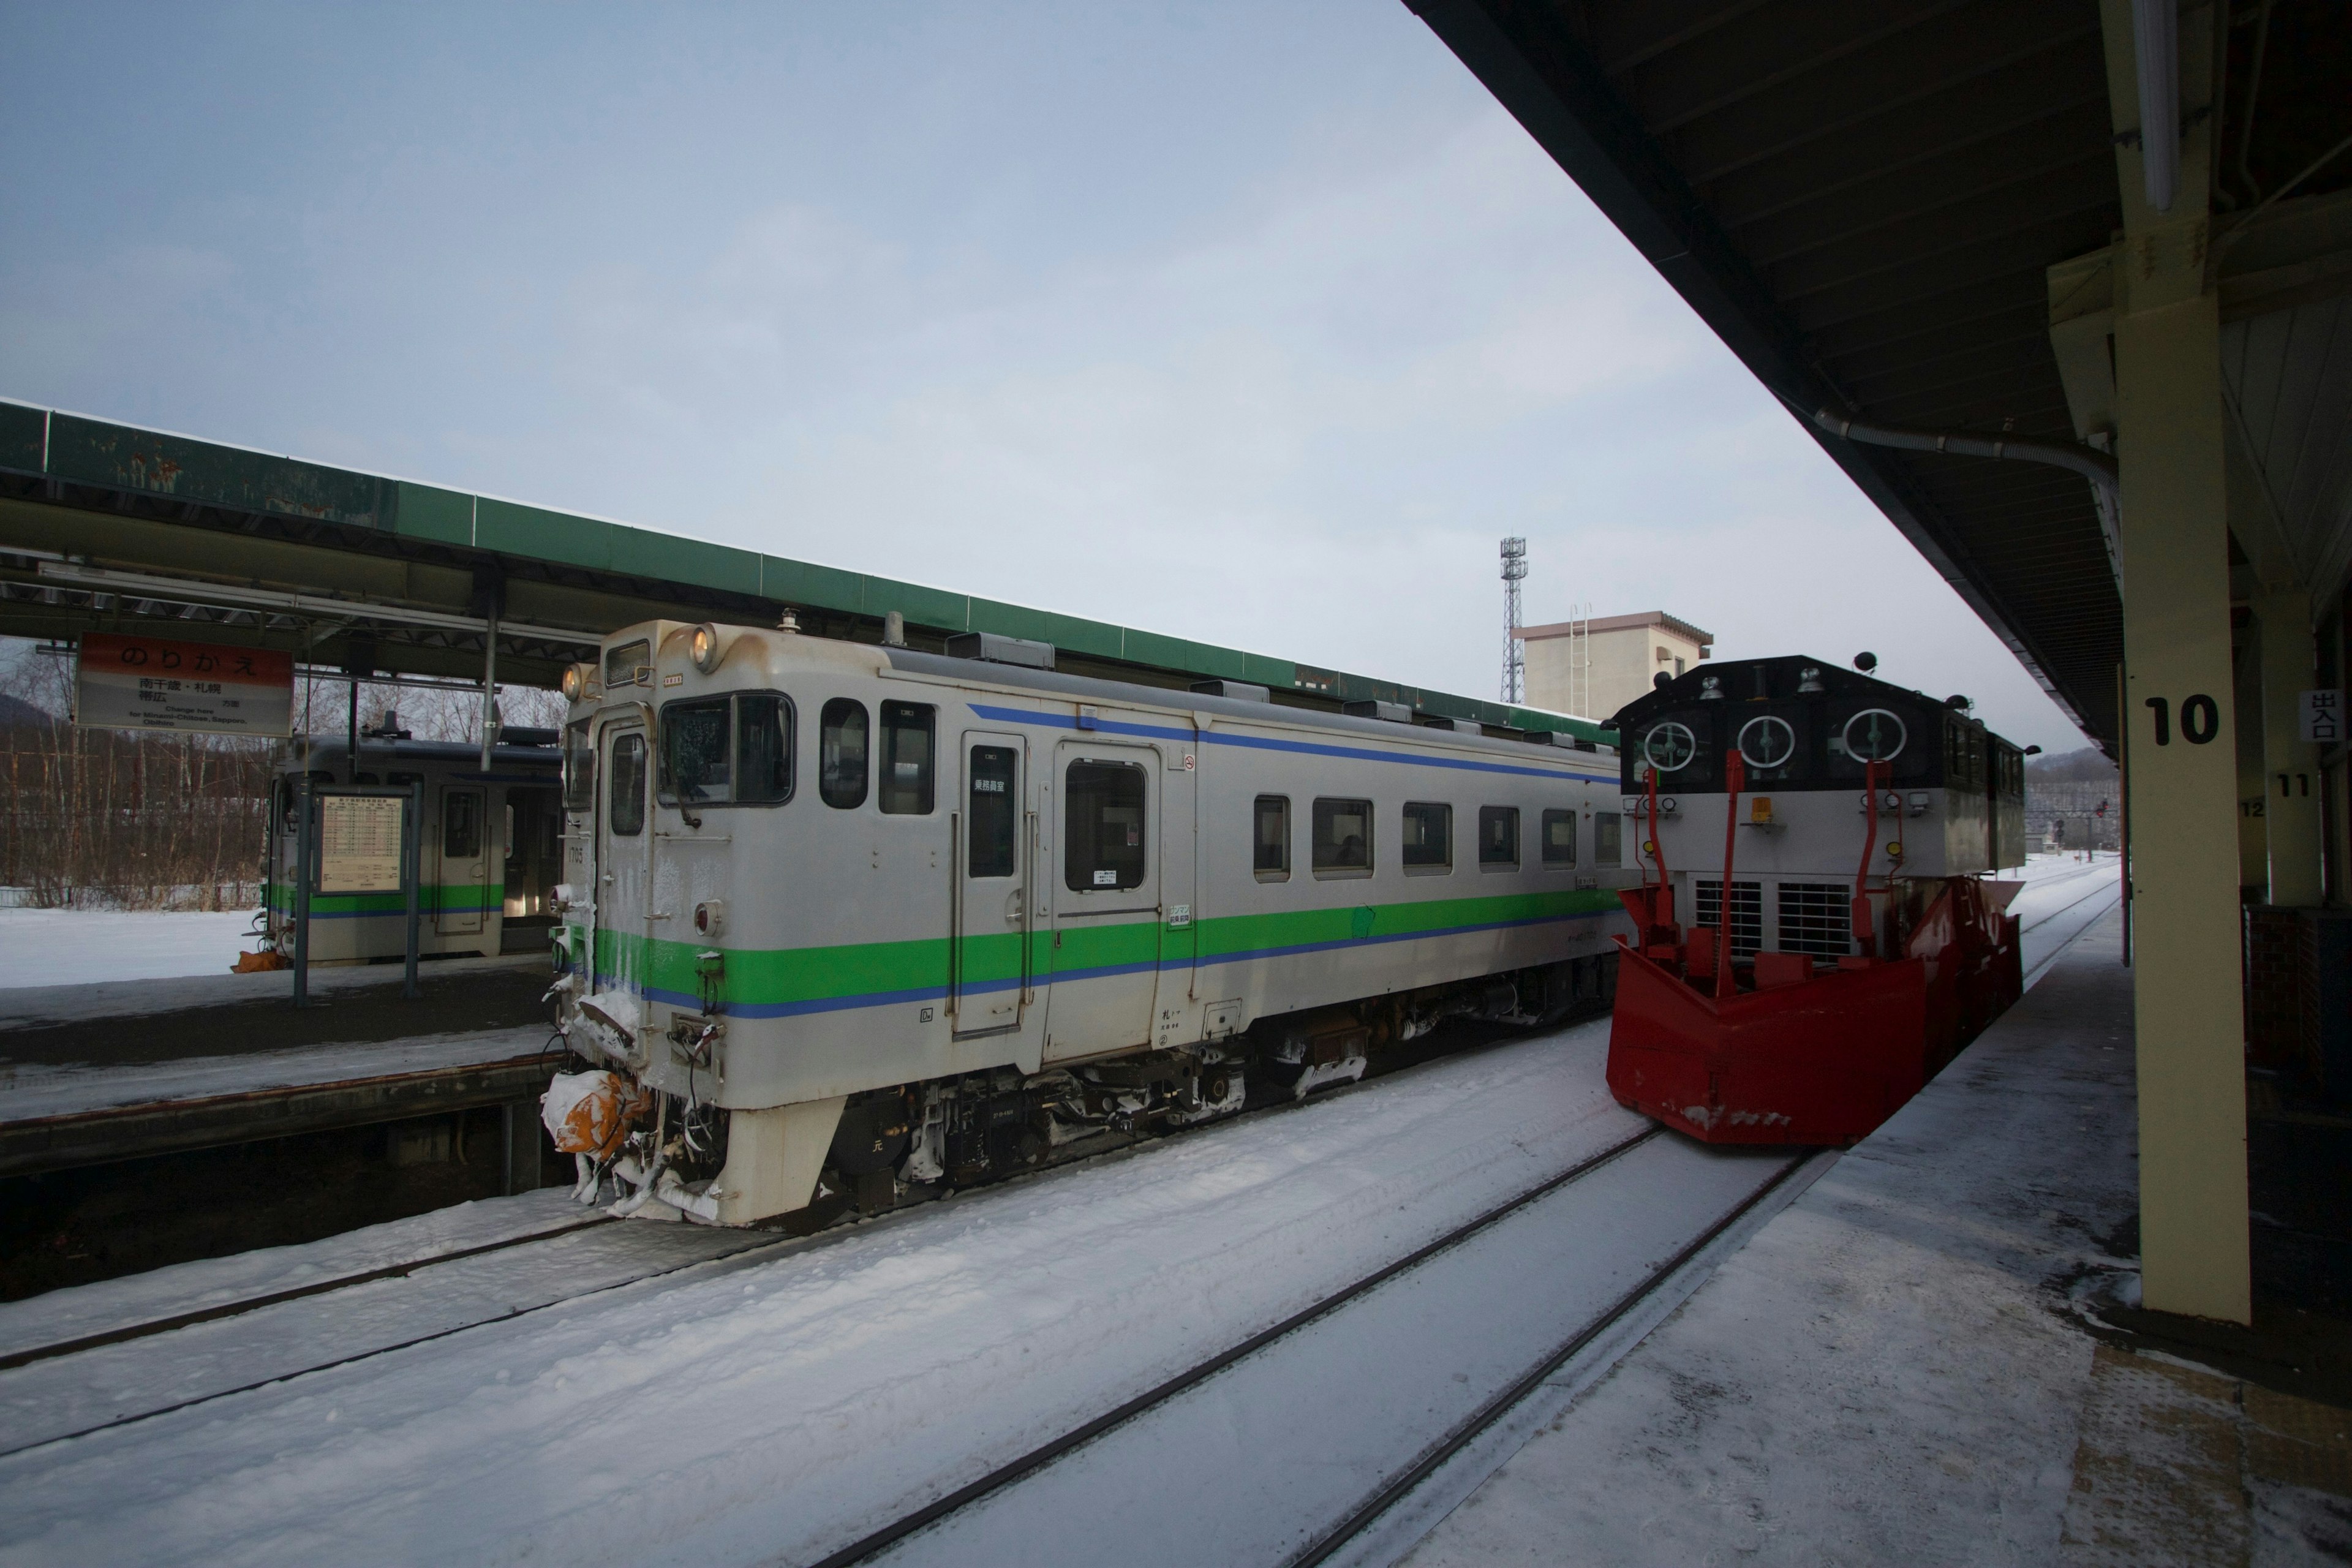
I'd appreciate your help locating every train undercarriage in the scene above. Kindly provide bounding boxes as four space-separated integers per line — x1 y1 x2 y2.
542 953 1616 1229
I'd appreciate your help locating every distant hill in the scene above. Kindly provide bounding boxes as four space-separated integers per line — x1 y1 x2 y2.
0 692 57 731
2026 745 2118 783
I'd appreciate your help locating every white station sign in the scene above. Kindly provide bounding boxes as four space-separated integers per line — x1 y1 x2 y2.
75 633 294 737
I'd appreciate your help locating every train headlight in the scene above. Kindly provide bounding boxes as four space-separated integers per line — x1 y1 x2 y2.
560 663 590 703
694 900 727 940
690 624 722 673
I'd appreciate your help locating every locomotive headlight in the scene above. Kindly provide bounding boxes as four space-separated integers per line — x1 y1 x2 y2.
560 663 590 703
690 624 722 673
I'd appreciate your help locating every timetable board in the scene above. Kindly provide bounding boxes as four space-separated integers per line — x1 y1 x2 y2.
320 795 405 894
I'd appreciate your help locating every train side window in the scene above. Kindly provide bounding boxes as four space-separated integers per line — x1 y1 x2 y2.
880 701 935 815
609 734 646 836
1312 797 1373 877
1541 809 1576 867
820 698 870 809
1254 795 1290 880
1479 805 1520 869
444 791 483 858
660 698 732 805
1065 761 1147 891
1593 810 1622 867
736 693 794 804
563 720 595 811
1401 801 1452 872
969 745 1019 878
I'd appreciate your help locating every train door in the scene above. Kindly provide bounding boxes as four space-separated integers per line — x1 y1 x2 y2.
435 785 488 937
952 730 1030 1038
594 722 651 997
1044 740 1161 1061
501 786 562 951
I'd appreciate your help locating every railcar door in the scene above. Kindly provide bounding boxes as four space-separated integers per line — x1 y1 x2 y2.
1044 741 1161 1061
434 785 488 936
952 731 1031 1038
593 722 652 1001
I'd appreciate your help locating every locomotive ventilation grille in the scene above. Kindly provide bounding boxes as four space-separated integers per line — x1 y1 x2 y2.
1692 879 1763 955
1775 882 1855 957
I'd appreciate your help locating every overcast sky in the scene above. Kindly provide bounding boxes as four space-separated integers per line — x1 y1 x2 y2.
0 1 2089 752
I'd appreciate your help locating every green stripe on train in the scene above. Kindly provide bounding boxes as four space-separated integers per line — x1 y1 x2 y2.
578 885 1624 1010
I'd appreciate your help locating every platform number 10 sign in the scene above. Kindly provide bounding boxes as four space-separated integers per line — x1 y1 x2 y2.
2142 693 2221 746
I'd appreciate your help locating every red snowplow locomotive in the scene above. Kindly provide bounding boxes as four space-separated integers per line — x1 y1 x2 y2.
1604 655 2026 1146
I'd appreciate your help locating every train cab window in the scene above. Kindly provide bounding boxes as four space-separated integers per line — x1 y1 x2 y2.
1254 795 1290 880
968 746 1019 877
820 699 870 809
661 699 733 805
609 734 646 837
1065 761 1147 891
444 792 483 858
1635 715 1713 790
562 721 594 811
1734 714 1801 784
1593 810 1622 867
1478 806 1520 869
1540 809 1576 867
736 693 793 804
1312 797 1373 878
880 701 935 815
1402 801 1452 871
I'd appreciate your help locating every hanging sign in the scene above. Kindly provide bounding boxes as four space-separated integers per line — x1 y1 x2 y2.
318 794 405 894
74 633 294 737
2301 690 2345 747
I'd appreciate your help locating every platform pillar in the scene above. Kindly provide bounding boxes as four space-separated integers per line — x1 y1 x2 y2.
2101 0 2249 1324
2254 592 2323 907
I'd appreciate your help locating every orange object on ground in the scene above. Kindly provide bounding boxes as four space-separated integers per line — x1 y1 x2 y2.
232 949 289 973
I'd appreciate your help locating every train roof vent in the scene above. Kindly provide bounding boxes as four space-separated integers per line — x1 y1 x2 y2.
1189 679 1272 704
946 631 1055 671
1343 699 1414 725
1422 717 1481 733
1524 729 1597 752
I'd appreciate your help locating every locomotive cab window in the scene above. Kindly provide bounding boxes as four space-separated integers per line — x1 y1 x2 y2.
604 639 650 689
1401 801 1452 872
1065 761 1146 891
1635 714 1714 790
968 745 1019 878
609 734 646 837
660 699 731 804
880 701 935 815
1254 794 1290 880
1312 797 1373 878
1479 805 1520 869
736 694 792 804
658 693 794 807
562 720 594 811
1541 809 1575 866
820 698 869 809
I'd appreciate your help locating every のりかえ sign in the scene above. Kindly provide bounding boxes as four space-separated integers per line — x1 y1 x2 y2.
75 633 294 737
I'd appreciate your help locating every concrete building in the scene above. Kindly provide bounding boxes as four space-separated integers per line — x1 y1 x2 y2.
1518 611 1712 723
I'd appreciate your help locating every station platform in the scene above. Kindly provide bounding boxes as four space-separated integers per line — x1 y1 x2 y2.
1396 910 2352 1566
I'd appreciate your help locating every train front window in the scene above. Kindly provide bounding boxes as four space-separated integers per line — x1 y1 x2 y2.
736 693 793 804
880 702 935 815
1735 714 1801 784
661 699 731 804
968 745 1019 878
1312 797 1373 877
1065 761 1146 892
1636 716 1713 789
604 639 650 688
820 699 869 809
563 720 594 811
609 734 646 837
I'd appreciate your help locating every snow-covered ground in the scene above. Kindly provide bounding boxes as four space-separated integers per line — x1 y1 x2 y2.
0 1023 1650 1567
0 908 260 990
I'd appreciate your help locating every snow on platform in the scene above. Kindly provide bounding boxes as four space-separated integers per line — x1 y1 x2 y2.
0 950 543 1031
1392 910 2348 1566
0 908 263 991
0 1025 552 1123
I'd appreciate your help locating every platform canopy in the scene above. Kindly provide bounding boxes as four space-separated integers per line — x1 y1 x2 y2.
0 399 1607 743
1409 0 2351 750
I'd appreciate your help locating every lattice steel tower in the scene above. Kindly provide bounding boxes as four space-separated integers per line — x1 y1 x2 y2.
1499 536 1528 703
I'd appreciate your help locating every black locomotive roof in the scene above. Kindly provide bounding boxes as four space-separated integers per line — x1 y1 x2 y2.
1610 655 2008 744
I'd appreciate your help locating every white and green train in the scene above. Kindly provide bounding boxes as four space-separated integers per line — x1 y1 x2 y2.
263 736 565 962
550 618 1635 1224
